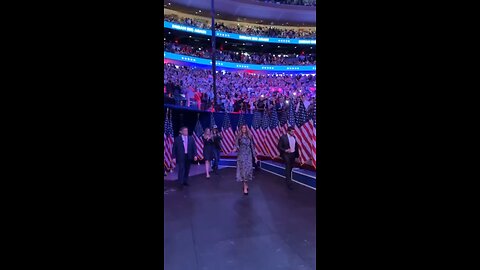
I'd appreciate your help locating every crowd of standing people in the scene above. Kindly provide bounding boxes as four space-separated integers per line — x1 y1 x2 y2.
164 63 316 118
164 42 316 66
164 14 316 39
260 0 316 6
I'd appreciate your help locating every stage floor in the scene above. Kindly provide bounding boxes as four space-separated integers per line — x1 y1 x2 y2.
164 167 316 270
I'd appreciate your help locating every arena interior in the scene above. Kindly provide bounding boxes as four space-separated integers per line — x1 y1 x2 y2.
163 1 317 269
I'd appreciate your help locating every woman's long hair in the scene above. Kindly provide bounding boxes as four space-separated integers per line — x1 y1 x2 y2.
203 128 211 139
235 124 252 143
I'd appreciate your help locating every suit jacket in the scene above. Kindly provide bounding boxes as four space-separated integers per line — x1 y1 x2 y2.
172 135 197 161
212 134 222 150
277 134 300 159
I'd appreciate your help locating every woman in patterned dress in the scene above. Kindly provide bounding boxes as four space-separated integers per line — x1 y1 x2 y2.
235 125 258 195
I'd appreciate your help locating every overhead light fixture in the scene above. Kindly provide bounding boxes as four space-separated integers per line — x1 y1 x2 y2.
198 10 201 12
168 2 171 5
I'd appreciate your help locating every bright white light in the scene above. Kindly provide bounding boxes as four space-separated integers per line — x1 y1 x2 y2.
293 92 297 96
286 100 289 104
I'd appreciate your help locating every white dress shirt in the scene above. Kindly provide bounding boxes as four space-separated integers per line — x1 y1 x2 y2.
287 134 295 153
182 135 188 154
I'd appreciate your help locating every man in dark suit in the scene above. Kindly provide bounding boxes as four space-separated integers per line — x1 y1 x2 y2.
277 126 300 190
211 125 222 174
172 126 197 187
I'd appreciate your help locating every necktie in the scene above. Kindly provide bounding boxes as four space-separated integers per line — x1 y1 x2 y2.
184 136 188 154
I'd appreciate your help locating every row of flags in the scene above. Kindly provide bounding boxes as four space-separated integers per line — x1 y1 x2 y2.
163 102 317 171
164 109 175 172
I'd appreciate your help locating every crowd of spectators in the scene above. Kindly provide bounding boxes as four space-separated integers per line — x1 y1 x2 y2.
164 14 316 39
260 0 316 6
163 63 316 118
164 42 316 66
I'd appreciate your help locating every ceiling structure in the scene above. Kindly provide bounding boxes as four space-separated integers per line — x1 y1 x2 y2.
164 0 316 27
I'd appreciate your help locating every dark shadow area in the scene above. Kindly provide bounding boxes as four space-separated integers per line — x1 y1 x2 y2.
164 168 316 270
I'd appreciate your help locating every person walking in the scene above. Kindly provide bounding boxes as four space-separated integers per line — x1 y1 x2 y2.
211 125 222 174
235 125 257 195
202 128 215 179
277 126 299 190
172 126 198 188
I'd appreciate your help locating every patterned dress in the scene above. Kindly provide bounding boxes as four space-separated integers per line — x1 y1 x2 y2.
236 135 255 182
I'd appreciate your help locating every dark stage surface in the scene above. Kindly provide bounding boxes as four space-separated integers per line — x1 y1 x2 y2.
164 168 316 270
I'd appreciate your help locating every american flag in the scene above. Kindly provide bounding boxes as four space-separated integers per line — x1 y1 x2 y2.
266 109 281 159
261 111 276 158
288 99 296 127
279 106 288 127
250 111 266 156
312 100 316 169
164 110 175 171
294 101 315 165
210 112 216 128
193 117 204 160
236 112 245 136
312 118 316 169
220 113 235 155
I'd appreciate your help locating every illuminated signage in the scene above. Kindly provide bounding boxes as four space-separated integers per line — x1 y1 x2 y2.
164 21 316 45
164 51 316 71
